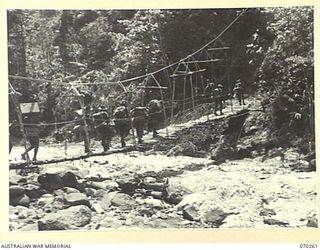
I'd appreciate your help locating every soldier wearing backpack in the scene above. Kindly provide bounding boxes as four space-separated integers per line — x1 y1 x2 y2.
213 83 224 116
147 99 163 137
113 101 131 147
233 79 245 105
92 105 114 152
131 106 147 143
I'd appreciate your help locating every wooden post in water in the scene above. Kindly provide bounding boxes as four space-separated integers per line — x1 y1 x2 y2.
171 78 176 120
190 74 195 111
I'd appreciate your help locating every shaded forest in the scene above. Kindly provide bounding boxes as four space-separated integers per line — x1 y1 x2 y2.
8 7 314 148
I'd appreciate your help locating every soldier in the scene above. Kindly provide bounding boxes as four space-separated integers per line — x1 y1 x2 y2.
21 115 40 161
213 83 224 116
205 79 216 103
233 79 245 105
74 105 93 153
92 105 114 152
113 101 131 147
131 106 147 143
147 99 163 137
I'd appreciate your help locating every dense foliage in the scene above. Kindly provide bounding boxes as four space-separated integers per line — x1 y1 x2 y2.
8 7 314 145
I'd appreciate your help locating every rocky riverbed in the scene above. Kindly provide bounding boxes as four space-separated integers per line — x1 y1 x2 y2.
9 147 317 231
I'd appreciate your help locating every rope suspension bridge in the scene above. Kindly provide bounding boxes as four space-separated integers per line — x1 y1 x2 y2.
9 9 257 170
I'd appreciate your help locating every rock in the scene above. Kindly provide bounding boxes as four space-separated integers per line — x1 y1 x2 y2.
203 207 229 226
10 194 30 207
84 188 95 197
20 223 38 231
64 193 89 206
38 205 92 230
9 185 25 198
263 218 289 227
38 194 55 207
305 215 318 228
100 192 117 210
116 175 139 195
62 187 80 194
37 173 64 191
176 193 207 210
309 159 316 171
143 177 157 184
166 142 197 157
291 160 312 172
259 208 277 217
91 203 104 214
164 185 192 205
94 189 108 198
283 149 301 162
86 180 119 191
10 174 27 185
37 172 79 191
144 198 165 209
14 206 35 219
183 204 200 221
24 184 47 199
61 172 79 188
111 193 136 209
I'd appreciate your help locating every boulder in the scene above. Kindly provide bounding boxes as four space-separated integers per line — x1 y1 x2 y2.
84 188 96 197
9 186 30 207
259 208 276 217
85 180 119 191
164 185 192 205
263 218 289 227
38 205 92 230
64 193 89 206
37 194 55 207
61 172 79 188
10 194 30 207
291 160 312 172
111 193 136 208
144 198 165 209
306 216 318 228
37 173 64 191
9 186 25 198
62 187 80 194
309 159 316 171
37 172 79 191
100 192 117 210
9 174 27 186
203 207 229 226
182 204 200 221
24 184 47 199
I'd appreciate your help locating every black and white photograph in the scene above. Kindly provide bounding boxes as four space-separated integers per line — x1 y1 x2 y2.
7 7 317 231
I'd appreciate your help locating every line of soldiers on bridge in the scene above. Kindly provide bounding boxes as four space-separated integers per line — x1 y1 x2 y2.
205 78 245 115
73 99 164 154
10 78 245 161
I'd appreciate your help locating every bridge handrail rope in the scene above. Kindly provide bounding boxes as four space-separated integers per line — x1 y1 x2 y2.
19 93 237 127
9 9 249 158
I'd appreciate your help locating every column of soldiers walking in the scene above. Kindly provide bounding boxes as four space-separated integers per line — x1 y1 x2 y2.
74 98 164 154
9 78 246 161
